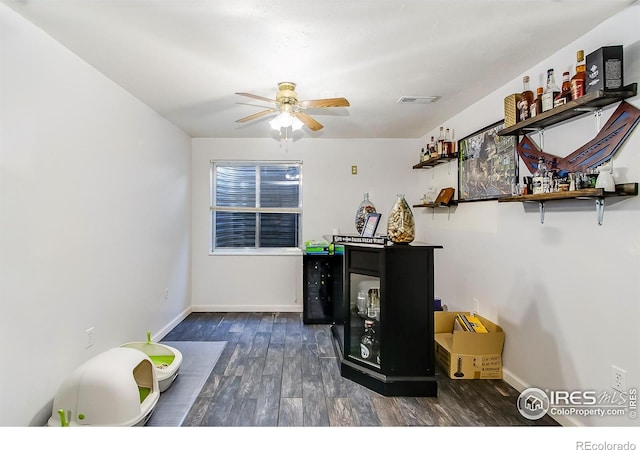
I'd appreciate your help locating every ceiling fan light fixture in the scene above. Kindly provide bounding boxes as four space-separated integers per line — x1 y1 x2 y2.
291 116 304 131
236 82 349 134
269 111 303 132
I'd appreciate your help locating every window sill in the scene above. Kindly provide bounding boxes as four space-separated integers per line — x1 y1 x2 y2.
209 248 303 257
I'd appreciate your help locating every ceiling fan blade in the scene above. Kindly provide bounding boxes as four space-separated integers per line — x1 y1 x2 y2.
235 92 278 104
235 109 278 123
299 97 350 108
294 111 324 131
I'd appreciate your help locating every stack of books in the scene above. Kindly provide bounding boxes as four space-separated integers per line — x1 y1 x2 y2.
454 314 488 333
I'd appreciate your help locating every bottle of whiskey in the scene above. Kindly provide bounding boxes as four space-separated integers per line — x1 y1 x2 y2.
554 71 572 107
571 50 586 100
532 156 548 194
519 76 534 121
444 128 453 155
450 129 456 155
437 127 445 156
541 69 560 112
530 87 543 118
360 319 379 363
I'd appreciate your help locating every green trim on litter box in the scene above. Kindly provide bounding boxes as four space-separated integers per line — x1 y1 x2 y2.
149 354 175 366
139 386 151 403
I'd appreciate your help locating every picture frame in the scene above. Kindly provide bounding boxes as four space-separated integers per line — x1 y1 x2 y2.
361 213 382 237
457 121 518 202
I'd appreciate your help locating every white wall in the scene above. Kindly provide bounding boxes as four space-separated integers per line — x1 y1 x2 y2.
416 5 640 426
0 4 192 426
3 0 638 429
191 138 421 311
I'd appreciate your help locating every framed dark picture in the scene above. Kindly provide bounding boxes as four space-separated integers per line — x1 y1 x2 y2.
458 121 518 202
361 213 382 237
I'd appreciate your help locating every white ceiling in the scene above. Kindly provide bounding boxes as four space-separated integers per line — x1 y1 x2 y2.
3 0 634 139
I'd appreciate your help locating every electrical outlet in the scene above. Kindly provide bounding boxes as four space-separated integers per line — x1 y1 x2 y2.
164 288 169 301
85 327 94 349
351 165 357 175
473 298 480 316
611 365 627 392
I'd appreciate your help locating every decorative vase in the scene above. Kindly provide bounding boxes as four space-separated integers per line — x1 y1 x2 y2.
387 194 415 244
595 163 615 192
355 193 376 234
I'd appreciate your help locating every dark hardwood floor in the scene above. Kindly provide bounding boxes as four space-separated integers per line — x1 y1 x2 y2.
161 312 559 427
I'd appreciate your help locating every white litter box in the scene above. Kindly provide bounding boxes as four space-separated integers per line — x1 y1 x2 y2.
120 331 183 392
47 347 159 427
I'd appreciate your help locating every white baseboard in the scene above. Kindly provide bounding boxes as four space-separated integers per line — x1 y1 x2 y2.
502 367 583 427
191 304 303 313
154 306 193 341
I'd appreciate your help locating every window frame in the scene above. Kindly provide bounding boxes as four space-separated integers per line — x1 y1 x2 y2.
209 160 303 255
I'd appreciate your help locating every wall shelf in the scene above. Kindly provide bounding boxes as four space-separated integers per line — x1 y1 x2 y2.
412 153 458 169
413 201 458 208
497 83 637 136
498 183 638 225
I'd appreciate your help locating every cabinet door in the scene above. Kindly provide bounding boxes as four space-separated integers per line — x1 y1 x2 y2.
346 272 382 369
303 255 333 324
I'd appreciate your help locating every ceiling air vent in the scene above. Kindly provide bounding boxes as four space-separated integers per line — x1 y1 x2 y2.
397 96 439 104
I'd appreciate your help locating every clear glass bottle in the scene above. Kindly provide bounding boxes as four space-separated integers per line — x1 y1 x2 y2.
571 50 586 100
541 69 560 112
387 194 415 244
519 76 534 121
360 319 379 364
437 127 445 156
429 136 436 157
367 287 380 320
532 156 547 195
355 193 376 234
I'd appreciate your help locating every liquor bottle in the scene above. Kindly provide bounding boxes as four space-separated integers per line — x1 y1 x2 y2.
571 50 586 100
530 87 543 118
519 76 534 121
437 127 445 156
532 156 547 194
450 129 456 155
444 128 453 155
360 319 379 363
554 71 572 107
420 148 427 162
541 69 560 112
429 136 436 157
367 287 380 320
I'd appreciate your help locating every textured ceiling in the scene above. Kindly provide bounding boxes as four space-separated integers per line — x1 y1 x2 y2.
2 0 634 139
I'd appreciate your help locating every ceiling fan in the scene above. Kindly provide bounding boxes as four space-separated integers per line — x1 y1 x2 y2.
235 82 350 132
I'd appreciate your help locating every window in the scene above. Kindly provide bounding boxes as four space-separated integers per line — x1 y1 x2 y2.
210 161 302 253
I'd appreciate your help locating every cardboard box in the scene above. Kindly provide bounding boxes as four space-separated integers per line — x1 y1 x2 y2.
434 311 505 380
503 93 522 128
586 45 623 94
